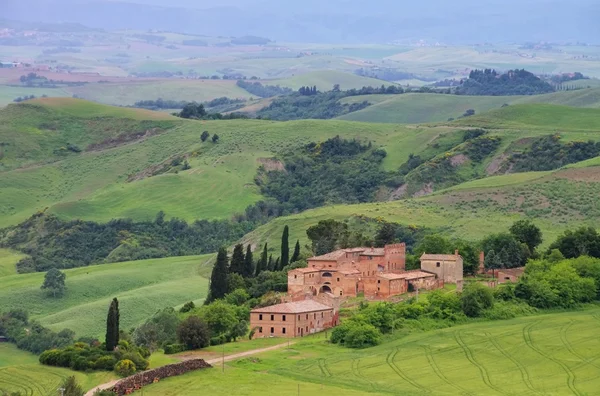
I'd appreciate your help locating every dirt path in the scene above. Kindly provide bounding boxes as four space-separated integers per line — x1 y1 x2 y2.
84 341 293 395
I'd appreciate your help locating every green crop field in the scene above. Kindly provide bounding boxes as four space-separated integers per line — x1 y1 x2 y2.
141 308 600 396
0 255 211 337
0 343 116 396
339 89 600 124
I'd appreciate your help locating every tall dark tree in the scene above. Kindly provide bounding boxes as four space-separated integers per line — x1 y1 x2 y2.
374 222 397 247
275 257 281 271
291 240 301 263
267 254 274 271
230 244 245 275
243 244 254 278
105 298 120 351
281 225 290 268
256 243 268 276
208 247 229 302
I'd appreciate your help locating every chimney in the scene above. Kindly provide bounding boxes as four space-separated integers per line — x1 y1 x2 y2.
478 251 485 274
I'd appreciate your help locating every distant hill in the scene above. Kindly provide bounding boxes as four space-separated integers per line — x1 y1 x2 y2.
271 71 394 91
338 89 600 124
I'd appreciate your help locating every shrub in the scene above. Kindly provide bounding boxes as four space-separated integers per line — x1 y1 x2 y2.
343 323 382 348
177 316 210 350
94 355 117 371
494 283 517 301
115 359 136 377
461 283 494 317
179 301 195 313
164 343 186 354
61 376 84 396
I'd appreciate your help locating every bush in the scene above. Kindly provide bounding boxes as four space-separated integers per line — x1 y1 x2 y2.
461 283 494 317
164 343 186 354
94 355 117 371
177 316 210 350
114 359 136 377
179 301 195 313
61 376 84 396
343 323 382 348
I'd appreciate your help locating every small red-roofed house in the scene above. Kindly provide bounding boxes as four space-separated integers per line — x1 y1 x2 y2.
250 300 337 338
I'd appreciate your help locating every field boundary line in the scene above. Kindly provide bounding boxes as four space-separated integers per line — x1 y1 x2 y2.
485 332 540 395
522 320 581 396
454 330 507 395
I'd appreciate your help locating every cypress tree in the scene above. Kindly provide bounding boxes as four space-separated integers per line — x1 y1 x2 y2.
281 225 290 268
105 298 120 351
256 243 267 276
275 257 281 271
291 239 301 263
267 254 273 271
209 247 229 301
243 245 254 277
230 244 245 275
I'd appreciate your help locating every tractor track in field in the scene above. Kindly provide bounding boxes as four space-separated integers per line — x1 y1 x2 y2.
5 367 46 396
386 347 431 393
0 370 35 396
522 320 581 396
351 358 378 391
317 358 332 377
485 332 540 395
423 345 473 396
454 331 508 395
560 321 600 371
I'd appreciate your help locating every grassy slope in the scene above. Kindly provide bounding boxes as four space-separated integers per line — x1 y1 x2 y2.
0 99 445 226
272 70 393 91
0 248 24 277
143 308 600 396
0 86 72 107
0 343 116 396
0 255 211 337
339 88 600 124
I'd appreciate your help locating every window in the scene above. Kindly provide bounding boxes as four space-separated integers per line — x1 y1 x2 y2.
306 314 308 319
377 287 380 291
294 275 297 279
436 262 441 267
259 314 263 320
270 327 274 334
337 278 340 282
306 326 308 332
259 327 263 333
339 291 343 296
298 315 300 320
282 315 286 321
321 312 324 318
314 313 316 319
322 272 332 277
283 328 286 334
377 280 380 284
270 315 274 321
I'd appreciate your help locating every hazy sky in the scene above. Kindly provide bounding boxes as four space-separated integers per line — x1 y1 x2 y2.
4 0 600 44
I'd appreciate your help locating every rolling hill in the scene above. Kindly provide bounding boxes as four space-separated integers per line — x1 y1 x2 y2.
0 254 211 337
338 88 600 124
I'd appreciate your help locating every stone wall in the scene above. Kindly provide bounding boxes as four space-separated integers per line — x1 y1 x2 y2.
110 359 212 395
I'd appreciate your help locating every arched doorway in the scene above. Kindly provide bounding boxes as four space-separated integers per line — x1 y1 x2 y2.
320 285 332 294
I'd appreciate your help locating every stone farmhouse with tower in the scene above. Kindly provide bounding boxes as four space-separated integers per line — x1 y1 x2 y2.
250 243 465 339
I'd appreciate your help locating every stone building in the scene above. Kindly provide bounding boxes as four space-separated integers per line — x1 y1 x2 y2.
420 251 464 290
250 300 337 339
288 244 441 300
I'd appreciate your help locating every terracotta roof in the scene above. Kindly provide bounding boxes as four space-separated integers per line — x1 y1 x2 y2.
290 267 322 273
397 271 436 280
308 250 348 261
497 267 525 276
251 300 333 314
377 273 407 280
360 248 385 256
420 253 461 261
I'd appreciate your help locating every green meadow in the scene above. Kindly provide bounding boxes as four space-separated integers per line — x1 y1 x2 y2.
0 255 211 337
142 308 600 396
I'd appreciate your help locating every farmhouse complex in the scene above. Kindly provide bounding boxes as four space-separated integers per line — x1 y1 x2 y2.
288 244 462 300
251 244 467 338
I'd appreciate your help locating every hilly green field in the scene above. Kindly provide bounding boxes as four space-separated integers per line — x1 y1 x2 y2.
271 70 394 91
142 308 600 396
0 255 211 337
339 88 600 124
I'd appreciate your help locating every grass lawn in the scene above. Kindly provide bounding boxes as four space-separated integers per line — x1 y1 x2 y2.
0 248 25 277
0 343 116 396
0 255 211 337
141 308 600 395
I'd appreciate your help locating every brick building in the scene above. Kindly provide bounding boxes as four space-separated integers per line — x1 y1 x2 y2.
250 300 337 339
288 244 441 300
